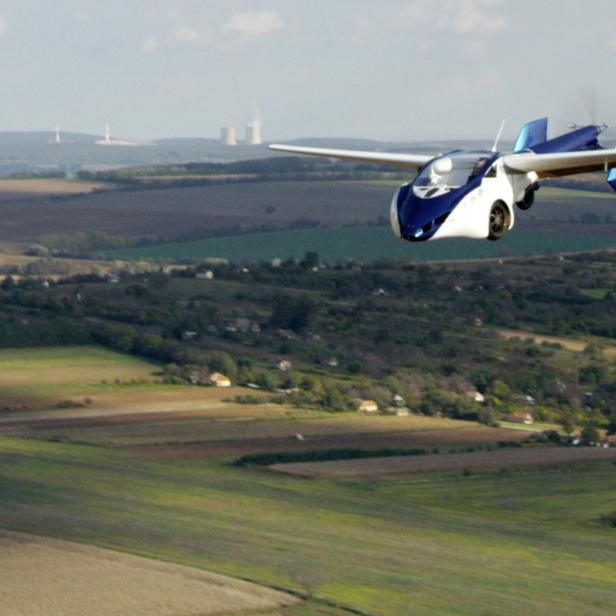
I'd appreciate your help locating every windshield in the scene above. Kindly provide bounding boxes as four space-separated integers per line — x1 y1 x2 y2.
415 154 489 189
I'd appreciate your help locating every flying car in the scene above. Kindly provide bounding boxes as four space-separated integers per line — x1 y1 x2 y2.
269 118 616 241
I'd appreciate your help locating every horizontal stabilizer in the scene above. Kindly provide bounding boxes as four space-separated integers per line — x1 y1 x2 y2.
268 144 432 170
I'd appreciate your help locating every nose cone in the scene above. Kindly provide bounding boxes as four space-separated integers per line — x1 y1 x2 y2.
398 188 461 241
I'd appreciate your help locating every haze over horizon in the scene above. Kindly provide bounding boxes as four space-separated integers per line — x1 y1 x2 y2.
2 1 616 143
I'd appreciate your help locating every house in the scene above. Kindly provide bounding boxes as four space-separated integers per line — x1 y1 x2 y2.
465 390 486 404
235 318 251 333
358 400 379 413
396 408 410 417
276 359 292 372
196 270 214 280
392 394 405 407
371 288 388 297
327 357 339 368
604 434 616 448
209 372 232 387
181 330 197 342
503 412 533 425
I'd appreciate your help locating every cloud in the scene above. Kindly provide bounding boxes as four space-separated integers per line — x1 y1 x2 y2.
224 10 284 36
142 34 160 53
172 25 199 43
143 8 207 50
0 16 7 36
452 0 506 34
356 0 506 37
74 10 91 24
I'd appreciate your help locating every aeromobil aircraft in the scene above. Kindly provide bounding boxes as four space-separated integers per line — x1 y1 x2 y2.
269 118 616 242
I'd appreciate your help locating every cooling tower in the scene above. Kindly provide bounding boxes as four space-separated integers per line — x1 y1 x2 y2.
221 127 237 146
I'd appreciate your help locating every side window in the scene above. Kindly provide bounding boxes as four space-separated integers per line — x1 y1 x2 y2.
484 165 497 178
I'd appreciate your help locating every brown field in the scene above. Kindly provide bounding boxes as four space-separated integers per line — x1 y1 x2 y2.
0 178 107 196
496 327 616 357
271 446 616 478
0 181 389 243
0 530 295 616
0 396 530 454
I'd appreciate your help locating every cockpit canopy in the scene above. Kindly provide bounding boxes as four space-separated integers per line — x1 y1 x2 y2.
415 153 491 190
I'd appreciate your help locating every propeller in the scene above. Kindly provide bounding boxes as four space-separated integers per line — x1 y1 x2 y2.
555 85 614 142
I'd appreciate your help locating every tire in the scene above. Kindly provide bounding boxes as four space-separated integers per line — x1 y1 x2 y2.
487 201 510 241
516 188 535 211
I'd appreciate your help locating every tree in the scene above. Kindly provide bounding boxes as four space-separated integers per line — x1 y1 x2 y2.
255 372 275 391
270 295 317 333
581 425 600 445
302 251 320 269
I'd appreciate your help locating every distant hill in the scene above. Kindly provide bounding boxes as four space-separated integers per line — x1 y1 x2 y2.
0 131 98 144
0 131 609 178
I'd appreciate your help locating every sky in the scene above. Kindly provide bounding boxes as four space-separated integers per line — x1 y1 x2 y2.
1 0 616 142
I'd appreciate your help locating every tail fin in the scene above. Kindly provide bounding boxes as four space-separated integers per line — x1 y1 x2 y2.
513 117 548 152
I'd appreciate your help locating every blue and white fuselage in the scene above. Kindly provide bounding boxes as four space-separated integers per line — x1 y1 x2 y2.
270 118 616 242
390 150 508 241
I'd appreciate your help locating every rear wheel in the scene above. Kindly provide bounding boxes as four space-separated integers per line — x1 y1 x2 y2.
488 201 510 241
516 187 535 210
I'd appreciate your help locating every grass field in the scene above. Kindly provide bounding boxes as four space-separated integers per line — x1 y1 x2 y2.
107 225 616 263
0 346 160 410
1 435 616 616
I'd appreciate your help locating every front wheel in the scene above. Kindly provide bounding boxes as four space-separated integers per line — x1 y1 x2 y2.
487 201 510 241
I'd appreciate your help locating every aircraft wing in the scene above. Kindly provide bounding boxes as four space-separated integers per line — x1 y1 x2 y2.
268 144 432 170
503 149 616 179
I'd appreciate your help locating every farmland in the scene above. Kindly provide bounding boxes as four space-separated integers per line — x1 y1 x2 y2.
108 225 616 263
0 344 615 615
0 175 613 255
1 432 616 616
271 446 616 477
2 207 616 614
1 530 295 616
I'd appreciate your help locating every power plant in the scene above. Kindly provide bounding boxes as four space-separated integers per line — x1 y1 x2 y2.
96 124 138 146
220 117 263 146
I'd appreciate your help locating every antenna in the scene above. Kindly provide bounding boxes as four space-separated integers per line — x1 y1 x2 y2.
491 120 506 152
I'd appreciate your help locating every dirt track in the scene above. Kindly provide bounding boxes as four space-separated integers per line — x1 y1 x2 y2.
271 446 616 478
0 530 295 616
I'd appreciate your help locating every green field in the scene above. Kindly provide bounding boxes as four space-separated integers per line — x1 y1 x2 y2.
0 346 161 410
1 435 615 615
107 226 616 263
